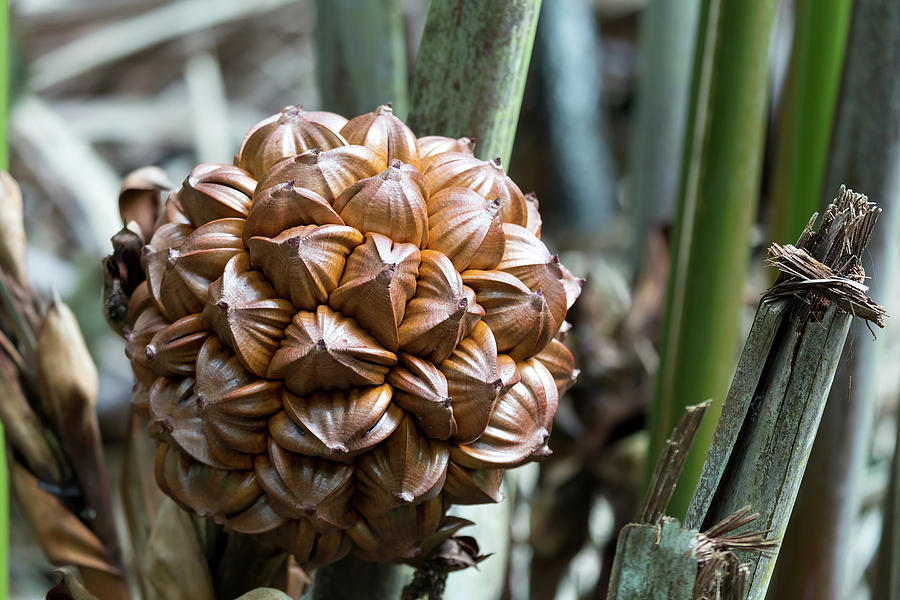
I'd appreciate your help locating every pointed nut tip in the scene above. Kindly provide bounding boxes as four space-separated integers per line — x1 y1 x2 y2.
216 300 229 312
441 396 452 408
145 345 158 360
315 338 327 351
329 444 349 455
395 491 415 503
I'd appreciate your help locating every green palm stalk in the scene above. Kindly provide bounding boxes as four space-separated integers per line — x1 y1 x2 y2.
649 0 779 518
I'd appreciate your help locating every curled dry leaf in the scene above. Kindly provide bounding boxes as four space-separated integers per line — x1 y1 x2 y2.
340 103 418 166
333 161 429 246
177 163 256 227
143 497 216 600
329 232 420 350
9 459 120 576
236 105 348 178
249 224 363 310
244 183 344 244
119 166 173 241
0 170 27 285
37 296 118 552
0 351 62 484
424 152 528 226
258 146 385 200
268 305 397 394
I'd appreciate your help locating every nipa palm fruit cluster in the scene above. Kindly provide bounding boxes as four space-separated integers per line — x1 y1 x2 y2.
118 103 581 568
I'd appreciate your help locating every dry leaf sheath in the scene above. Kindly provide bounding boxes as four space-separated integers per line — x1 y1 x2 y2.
113 103 583 568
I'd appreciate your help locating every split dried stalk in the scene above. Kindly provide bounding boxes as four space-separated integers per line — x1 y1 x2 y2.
685 187 883 599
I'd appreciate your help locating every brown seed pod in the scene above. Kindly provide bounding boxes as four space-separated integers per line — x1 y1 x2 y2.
340 104 418 167
118 166 173 241
332 161 428 247
119 103 581 569
425 153 528 226
177 164 256 227
236 105 348 178
244 182 344 244
416 136 475 171
258 146 385 201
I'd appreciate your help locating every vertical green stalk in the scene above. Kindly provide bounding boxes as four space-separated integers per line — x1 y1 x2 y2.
314 0 408 118
629 0 701 270
767 0 851 244
648 0 778 519
0 1 9 597
407 0 542 164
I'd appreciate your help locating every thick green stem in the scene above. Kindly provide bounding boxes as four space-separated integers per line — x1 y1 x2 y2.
648 0 779 518
314 0 408 118
408 0 542 164
767 0 851 245
310 556 408 600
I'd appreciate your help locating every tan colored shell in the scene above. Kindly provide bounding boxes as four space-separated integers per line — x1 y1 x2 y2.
236 105 347 177
122 103 580 569
340 104 418 167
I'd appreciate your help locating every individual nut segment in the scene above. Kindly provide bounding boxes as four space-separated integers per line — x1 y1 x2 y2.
426 187 506 271
443 462 505 505
388 353 457 440
355 415 449 516
255 440 355 528
496 223 568 328
257 146 385 201
202 254 294 377
332 161 428 246
146 313 210 377
329 233 420 351
244 182 344 244
248 224 363 310
424 152 527 226
274 384 402 459
451 358 558 469
177 164 256 227
143 219 245 321
235 105 348 177
340 103 418 167
416 136 475 171
348 495 445 562
259 519 351 569
462 269 556 360
535 338 579 395
439 321 503 444
397 250 484 363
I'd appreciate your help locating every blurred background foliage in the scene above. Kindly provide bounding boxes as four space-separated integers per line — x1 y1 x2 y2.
5 0 900 598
